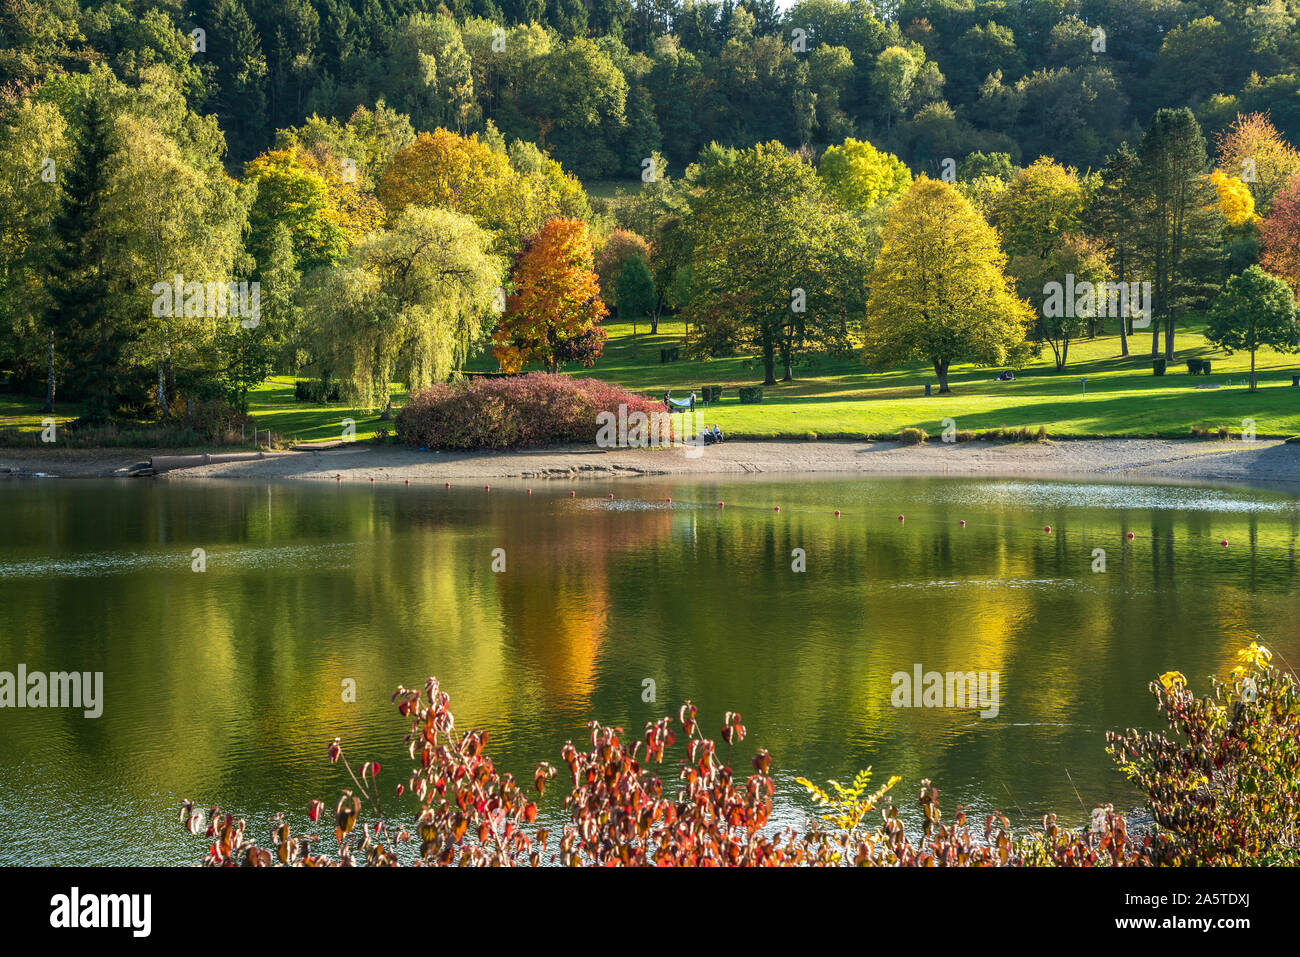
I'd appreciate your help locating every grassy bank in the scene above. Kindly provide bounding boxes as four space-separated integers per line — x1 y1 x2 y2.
4 315 1299 445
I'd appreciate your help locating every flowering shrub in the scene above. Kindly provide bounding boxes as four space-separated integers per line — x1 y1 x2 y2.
1106 641 1300 865
395 372 671 450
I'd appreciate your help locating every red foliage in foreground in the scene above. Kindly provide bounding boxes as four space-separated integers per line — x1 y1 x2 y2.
180 678 1150 867
394 373 670 450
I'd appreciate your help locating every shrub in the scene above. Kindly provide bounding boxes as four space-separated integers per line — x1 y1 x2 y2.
1154 358 1167 376
738 386 763 404
896 427 927 444
294 378 342 403
176 678 1147 867
660 347 680 363
394 373 672 450
1107 642 1300 865
1201 360 1212 375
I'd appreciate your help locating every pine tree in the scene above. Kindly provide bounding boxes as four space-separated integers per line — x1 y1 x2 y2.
44 87 119 423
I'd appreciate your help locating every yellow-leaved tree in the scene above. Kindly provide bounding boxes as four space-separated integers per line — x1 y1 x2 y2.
863 176 1033 393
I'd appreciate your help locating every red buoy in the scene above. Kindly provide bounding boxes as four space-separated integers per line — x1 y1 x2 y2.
445 482 450 488
1044 525 1051 533
773 506 780 512
527 488 532 494
959 520 966 527
1126 531 1135 540
608 492 614 499
570 490 576 497
666 497 672 503
484 485 490 491
834 510 841 517
369 477 374 483
898 514 904 522
1221 539 1229 547
717 502 724 508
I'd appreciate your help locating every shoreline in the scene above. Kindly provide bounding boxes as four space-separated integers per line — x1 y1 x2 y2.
3 437 1299 488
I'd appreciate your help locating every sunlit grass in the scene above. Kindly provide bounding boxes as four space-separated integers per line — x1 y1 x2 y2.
4 315 1299 442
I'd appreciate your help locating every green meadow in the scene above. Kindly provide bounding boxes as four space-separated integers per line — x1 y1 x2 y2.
4 315 1299 445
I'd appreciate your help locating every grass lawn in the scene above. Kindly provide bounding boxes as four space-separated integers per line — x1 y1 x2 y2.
4 316 1299 443
454 315 1300 440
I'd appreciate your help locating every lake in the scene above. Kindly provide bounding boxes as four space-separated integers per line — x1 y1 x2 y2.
1 474 1298 865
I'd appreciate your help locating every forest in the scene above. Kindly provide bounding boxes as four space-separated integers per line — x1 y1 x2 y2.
3 0 1300 431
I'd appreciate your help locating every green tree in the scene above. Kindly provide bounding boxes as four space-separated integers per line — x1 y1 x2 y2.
615 252 654 354
685 142 861 385
305 205 501 413
817 136 911 211
43 85 122 423
1206 265 1300 391
1136 108 1224 360
863 176 1032 394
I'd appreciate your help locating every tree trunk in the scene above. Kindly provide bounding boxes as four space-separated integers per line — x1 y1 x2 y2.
934 358 950 394
1151 321 1160 358
380 397 393 421
1250 349 1257 392
157 363 169 418
41 333 55 413
1164 318 1175 361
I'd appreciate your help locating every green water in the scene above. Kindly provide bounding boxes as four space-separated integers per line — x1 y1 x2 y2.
1 475 1298 865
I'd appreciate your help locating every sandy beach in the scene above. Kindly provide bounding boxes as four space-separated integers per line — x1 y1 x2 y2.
3 437 1299 486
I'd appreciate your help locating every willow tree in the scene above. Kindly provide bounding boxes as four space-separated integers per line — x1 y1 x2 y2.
305 205 501 415
863 176 1032 393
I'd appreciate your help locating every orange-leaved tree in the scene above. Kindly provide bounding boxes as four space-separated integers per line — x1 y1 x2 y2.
492 218 607 373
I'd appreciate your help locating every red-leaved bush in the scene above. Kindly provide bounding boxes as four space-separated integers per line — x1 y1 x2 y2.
395 373 673 450
179 677 1152 867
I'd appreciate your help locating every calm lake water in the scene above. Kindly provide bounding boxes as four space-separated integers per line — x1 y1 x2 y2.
2 474 1298 865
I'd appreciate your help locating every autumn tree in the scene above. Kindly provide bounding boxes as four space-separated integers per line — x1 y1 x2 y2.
377 128 552 256
492 218 608 374
1214 112 1300 215
595 228 652 306
863 176 1032 393
1206 266 1299 391
1259 172 1300 292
